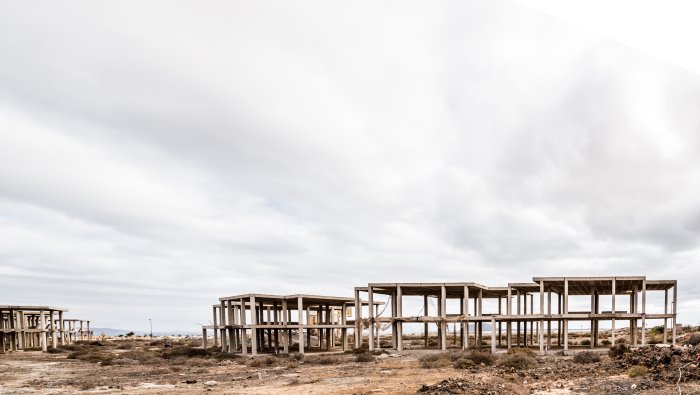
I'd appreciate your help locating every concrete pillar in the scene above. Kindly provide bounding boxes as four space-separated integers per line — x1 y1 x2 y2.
547 288 552 349
212 306 218 348
354 289 361 349
611 278 616 346
228 301 235 353
396 286 403 351
506 287 512 349
491 316 497 353
220 301 227 353
440 285 447 351
297 296 305 354
202 328 208 348
240 299 248 355
40 310 47 352
462 285 469 350
282 299 289 353
250 296 258 355
539 281 544 354
423 295 429 348
368 287 375 351
478 289 483 347
672 281 677 346
516 291 521 346
641 279 647 346
663 289 669 344
563 279 569 355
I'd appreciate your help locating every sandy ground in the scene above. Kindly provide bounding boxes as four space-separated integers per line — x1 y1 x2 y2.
1 339 700 394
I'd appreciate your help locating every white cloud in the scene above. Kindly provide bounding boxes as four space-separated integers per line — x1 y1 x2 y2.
1 0 699 330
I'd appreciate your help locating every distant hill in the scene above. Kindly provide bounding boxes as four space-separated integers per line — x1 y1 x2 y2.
91 328 200 337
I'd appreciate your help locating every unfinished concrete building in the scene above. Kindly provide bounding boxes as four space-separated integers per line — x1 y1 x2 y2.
202 294 381 355
355 276 677 354
0 305 92 353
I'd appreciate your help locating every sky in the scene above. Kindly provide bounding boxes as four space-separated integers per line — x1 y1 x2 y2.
1 1 700 332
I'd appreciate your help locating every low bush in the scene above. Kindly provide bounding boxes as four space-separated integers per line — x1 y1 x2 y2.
628 365 649 378
355 352 375 363
46 348 63 354
304 355 341 365
573 351 601 364
580 339 591 346
498 354 535 370
248 356 277 367
419 353 452 369
453 358 475 369
506 348 536 357
608 344 630 359
161 346 208 359
686 333 700 346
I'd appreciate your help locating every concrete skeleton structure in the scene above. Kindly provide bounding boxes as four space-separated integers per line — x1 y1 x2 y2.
202 294 381 355
0 306 92 353
356 276 677 355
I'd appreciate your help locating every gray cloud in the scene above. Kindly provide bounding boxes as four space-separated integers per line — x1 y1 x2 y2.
1 0 700 331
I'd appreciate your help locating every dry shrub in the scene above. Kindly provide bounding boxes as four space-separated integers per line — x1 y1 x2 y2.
453 358 475 369
628 365 649 378
573 351 601 364
461 350 496 366
580 339 591 346
248 356 277 367
304 355 341 365
47 348 63 354
162 346 208 359
419 353 452 369
686 333 700 346
355 352 375 363
498 354 535 370
506 348 536 357
120 350 162 365
608 344 630 358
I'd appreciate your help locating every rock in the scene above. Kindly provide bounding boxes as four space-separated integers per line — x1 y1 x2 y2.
377 353 389 359
204 380 218 386
631 384 637 389
184 380 197 384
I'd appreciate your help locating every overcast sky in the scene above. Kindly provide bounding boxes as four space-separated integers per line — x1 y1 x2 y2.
2 1 700 332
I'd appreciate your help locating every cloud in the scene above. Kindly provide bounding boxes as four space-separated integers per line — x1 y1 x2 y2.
1 0 699 330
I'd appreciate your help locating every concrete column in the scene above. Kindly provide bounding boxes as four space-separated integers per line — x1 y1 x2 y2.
611 278 616 346
672 281 677 346
390 291 397 349
641 279 647 346
547 288 552 349
39 311 47 352
396 286 403 351
282 299 289 353
239 299 248 355
297 296 305 354
354 289 361 349
516 291 521 346
478 289 483 347
227 300 235 353
202 328 208 348
462 285 469 350
212 306 218 348
368 287 375 351
423 295 429 348
663 289 669 344
491 316 497 353
498 297 502 347
342 303 348 351
539 281 544 354
506 287 512 349
563 279 569 355
440 285 447 351
220 301 227 353
250 296 258 355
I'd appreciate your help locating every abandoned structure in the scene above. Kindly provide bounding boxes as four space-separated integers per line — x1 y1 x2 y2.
0 305 92 353
202 293 381 355
356 276 677 354
206 276 677 355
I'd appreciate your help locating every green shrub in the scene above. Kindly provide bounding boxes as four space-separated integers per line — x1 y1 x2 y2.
573 351 600 364
686 333 700 346
649 326 664 335
628 365 649 378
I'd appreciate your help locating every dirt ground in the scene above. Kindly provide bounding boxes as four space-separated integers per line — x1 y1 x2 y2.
1 337 700 394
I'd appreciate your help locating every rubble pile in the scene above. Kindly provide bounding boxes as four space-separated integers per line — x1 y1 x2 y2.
616 346 700 383
417 377 510 395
